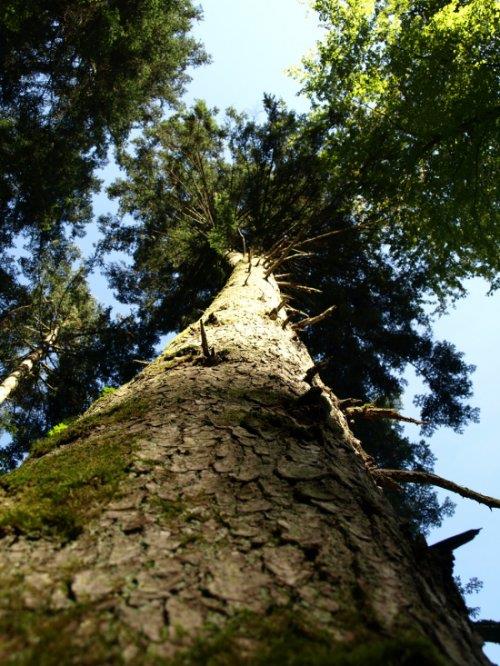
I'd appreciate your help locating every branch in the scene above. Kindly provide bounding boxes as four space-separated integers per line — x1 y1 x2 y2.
338 398 364 409
292 305 337 331
292 223 369 251
429 528 481 554
473 620 500 644
264 250 315 279
373 469 500 509
238 228 247 258
344 404 424 426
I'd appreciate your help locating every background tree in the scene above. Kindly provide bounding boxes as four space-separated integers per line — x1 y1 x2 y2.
0 243 157 470
0 0 204 246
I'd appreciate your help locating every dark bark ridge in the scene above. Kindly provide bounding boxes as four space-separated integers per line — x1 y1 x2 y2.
0 255 490 664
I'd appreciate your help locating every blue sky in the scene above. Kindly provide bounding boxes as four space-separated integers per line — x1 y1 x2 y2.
90 1 499 660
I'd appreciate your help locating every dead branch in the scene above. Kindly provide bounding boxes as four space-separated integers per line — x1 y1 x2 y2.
292 305 337 331
473 620 500 644
373 469 500 510
338 398 364 409
292 223 369 251
277 282 323 294
303 358 332 384
264 250 315 279
286 306 309 318
238 228 247 258
243 248 253 286
429 528 481 554
344 405 424 426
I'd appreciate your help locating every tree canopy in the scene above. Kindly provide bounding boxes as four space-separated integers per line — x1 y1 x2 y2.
0 0 204 245
299 0 499 297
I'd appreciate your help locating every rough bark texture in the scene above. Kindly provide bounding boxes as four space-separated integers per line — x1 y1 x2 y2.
0 255 489 664
0 326 59 406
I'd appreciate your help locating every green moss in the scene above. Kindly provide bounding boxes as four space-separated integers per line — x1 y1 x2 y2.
0 394 152 540
0 429 135 540
164 611 448 666
30 395 150 458
0 602 127 665
46 421 71 438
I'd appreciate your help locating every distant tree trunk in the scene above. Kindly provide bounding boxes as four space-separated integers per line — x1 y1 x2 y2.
0 326 59 406
0 256 489 664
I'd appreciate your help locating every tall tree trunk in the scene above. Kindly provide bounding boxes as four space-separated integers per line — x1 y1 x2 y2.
0 256 488 664
0 326 59 406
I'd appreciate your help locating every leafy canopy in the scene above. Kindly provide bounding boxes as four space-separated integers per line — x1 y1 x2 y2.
299 0 499 296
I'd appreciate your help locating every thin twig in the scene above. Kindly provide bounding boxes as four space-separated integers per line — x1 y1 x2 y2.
277 282 323 294
373 469 500 510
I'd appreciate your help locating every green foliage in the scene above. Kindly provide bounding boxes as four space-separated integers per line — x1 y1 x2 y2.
299 0 499 297
0 0 204 243
46 422 70 438
99 386 118 398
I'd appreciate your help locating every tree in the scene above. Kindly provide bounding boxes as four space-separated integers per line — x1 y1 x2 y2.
0 245 158 471
298 0 499 298
0 0 204 244
0 1 498 663
101 99 478 534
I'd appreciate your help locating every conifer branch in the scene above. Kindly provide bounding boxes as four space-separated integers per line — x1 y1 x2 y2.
373 469 500 509
344 404 424 426
292 304 337 331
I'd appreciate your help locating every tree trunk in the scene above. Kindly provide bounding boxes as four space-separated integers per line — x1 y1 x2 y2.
0 256 489 664
0 326 59 406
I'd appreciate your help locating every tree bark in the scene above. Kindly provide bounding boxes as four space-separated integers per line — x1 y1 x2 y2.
0 256 489 664
0 326 59 406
